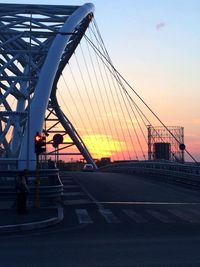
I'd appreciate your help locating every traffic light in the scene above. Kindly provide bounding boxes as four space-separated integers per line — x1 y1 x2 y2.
40 136 46 153
34 132 46 155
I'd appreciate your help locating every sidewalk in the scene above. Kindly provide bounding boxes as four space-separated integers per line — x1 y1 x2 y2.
0 201 64 234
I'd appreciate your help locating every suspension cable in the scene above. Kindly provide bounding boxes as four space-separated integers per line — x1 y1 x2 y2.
92 20 149 159
80 42 123 160
78 43 116 160
88 26 142 159
60 71 97 157
88 27 134 160
84 33 198 164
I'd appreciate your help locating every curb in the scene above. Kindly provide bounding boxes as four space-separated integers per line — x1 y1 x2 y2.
0 205 64 234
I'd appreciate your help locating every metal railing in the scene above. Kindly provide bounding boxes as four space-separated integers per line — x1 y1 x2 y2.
100 160 200 180
0 169 63 201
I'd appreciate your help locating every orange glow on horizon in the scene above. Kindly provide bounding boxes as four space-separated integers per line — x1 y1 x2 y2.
62 133 148 161
82 134 126 159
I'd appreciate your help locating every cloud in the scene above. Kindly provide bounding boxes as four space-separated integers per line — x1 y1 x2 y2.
156 22 165 30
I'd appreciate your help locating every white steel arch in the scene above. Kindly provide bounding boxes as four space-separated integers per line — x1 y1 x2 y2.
0 3 95 170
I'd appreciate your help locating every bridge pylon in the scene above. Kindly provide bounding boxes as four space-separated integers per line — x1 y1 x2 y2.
0 3 96 170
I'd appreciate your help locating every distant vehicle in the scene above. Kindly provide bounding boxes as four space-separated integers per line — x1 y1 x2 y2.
82 163 94 172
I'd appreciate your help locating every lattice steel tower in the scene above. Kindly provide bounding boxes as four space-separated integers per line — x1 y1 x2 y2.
0 3 96 170
147 125 185 163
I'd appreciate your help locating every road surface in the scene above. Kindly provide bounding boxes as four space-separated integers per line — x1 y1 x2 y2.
1 171 200 267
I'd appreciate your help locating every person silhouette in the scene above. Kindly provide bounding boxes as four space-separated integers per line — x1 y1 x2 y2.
16 170 29 214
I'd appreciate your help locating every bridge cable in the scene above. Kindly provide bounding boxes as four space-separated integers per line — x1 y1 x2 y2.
86 30 166 153
88 26 139 160
84 29 198 164
84 33 128 160
80 41 124 160
78 42 115 159
66 62 99 157
92 20 150 157
87 37 184 160
89 26 137 159
89 23 144 159
85 33 125 160
78 43 119 160
68 58 105 158
60 71 97 157
74 50 114 159
90 20 180 152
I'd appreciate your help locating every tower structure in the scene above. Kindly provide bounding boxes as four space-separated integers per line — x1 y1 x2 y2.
148 126 185 163
0 3 96 170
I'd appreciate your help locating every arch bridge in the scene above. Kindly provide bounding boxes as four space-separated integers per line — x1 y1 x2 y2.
0 3 95 170
0 3 198 171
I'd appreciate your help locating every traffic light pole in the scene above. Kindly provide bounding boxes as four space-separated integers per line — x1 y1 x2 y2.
35 154 40 208
34 132 46 207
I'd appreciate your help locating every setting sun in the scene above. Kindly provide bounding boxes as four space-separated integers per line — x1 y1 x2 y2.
82 134 126 159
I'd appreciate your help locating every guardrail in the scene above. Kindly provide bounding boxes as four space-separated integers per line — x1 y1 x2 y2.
101 161 200 176
100 160 200 181
0 169 63 202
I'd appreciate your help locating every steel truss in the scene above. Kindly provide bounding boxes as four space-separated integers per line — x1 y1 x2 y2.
148 125 184 163
0 3 96 169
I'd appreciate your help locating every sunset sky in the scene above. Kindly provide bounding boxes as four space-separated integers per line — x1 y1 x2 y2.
3 0 200 161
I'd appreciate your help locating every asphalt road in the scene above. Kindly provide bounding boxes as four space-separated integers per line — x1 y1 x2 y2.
74 171 200 203
1 171 200 267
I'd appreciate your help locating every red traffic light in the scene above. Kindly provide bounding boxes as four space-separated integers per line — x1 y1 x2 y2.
34 132 46 155
35 135 42 142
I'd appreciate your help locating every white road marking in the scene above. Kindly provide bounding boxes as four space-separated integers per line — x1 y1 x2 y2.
123 209 147 223
97 201 200 205
99 209 120 223
146 209 173 223
167 208 200 223
75 209 93 224
188 208 200 217
72 175 104 210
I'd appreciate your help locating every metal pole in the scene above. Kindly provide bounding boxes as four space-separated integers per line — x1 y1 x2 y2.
35 154 40 208
26 13 32 170
147 126 152 160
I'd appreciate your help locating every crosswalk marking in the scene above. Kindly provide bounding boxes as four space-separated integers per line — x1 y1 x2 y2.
187 208 200 218
123 209 147 223
61 175 200 226
98 208 121 223
146 209 173 223
67 207 200 225
75 209 93 224
167 208 200 223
